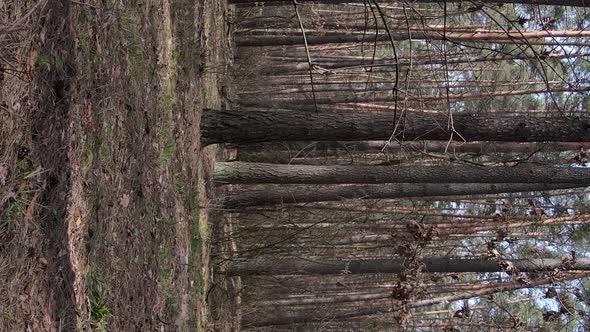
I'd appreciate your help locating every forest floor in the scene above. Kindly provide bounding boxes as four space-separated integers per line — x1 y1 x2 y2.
1 0 230 330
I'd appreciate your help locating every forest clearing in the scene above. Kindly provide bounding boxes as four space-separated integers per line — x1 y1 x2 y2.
3 0 590 331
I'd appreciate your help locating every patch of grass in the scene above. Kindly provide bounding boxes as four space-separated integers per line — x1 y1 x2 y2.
38 50 65 73
190 185 209 300
164 296 179 318
160 140 175 163
197 269 207 297
81 132 96 176
1 162 41 231
76 31 90 52
190 188 202 254
160 268 174 289
187 185 208 322
198 214 209 244
175 175 186 198
120 10 144 79
98 141 109 163
158 246 174 288
190 225 202 257
98 129 111 163
158 245 178 322
0 199 24 232
83 149 94 169
88 52 100 65
191 188 200 218
163 93 177 110
171 47 179 71
87 273 111 332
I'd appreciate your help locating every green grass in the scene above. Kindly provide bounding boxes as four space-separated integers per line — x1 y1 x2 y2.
158 245 174 289
0 161 41 230
197 269 206 297
193 186 209 300
77 31 90 52
190 187 202 251
87 273 111 332
160 140 175 163
158 243 178 322
120 9 145 80
37 51 64 72
163 93 177 110
198 214 209 244
164 296 179 319
98 129 111 163
0 199 24 232
190 228 202 258
175 175 186 198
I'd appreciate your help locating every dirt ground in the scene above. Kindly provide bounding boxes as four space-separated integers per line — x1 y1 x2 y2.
1 0 230 330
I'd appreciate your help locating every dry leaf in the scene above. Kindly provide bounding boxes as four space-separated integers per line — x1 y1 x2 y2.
0 164 7 186
120 193 130 208
38 257 48 266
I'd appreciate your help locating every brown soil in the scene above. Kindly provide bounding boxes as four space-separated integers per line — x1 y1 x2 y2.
1 0 230 330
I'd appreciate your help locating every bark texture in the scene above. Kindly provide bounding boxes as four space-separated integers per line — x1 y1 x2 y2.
215 162 590 184
247 86 590 108
236 30 590 47
231 0 588 6
201 110 590 145
374 141 585 154
235 141 586 163
229 256 590 276
222 182 581 208
243 272 589 327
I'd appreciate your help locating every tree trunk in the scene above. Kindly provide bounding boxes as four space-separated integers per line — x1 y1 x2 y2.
370 141 586 154
236 30 590 47
243 272 589 327
258 290 394 306
244 86 590 108
214 162 590 184
201 110 590 145
231 0 588 6
235 141 585 163
229 256 590 276
263 52 590 75
222 183 582 208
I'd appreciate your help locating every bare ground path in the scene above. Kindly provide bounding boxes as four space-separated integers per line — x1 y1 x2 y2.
1 0 229 330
